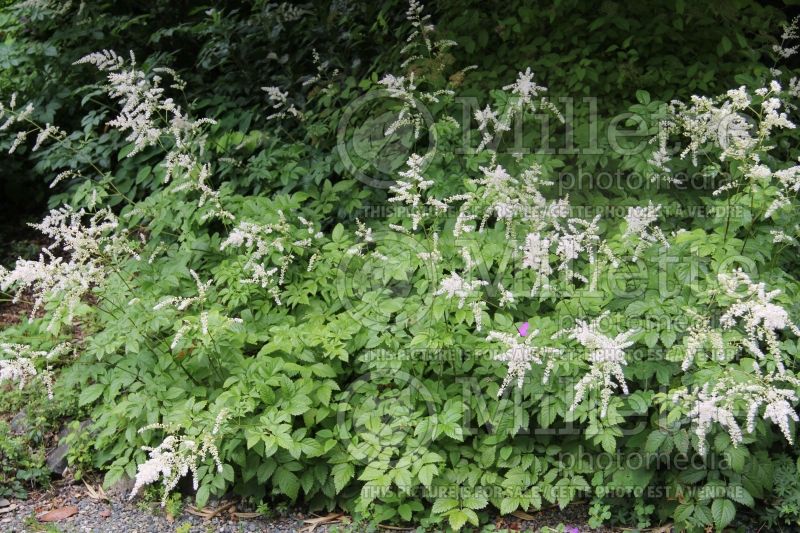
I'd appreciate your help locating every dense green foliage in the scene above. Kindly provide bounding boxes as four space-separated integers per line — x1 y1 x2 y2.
3 1 800 531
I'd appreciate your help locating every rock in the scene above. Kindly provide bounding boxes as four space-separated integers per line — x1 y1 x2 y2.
9 411 28 436
105 475 136 502
46 419 92 477
46 443 69 476
0 499 9 508
99 509 111 518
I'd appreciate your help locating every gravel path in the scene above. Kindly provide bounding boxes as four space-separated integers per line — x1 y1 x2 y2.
0 481 616 532
1 483 305 533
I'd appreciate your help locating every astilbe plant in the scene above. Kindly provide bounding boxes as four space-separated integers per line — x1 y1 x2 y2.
374 7 660 418
0 48 244 506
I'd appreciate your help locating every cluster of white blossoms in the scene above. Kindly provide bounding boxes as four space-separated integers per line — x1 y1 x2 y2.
0 92 66 154
0 93 34 131
718 270 800 373
220 212 322 305
431 245 488 329
0 206 136 332
387 153 436 230
765 162 800 218
521 232 553 296
487 329 562 396
555 313 636 418
502 68 564 126
76 50 233 221
681 311 726 371
154 269 212 313
131 410 227 505
773 16 800 60
435 272 488 310
674 365 800 455
433 247 488 330
154 269 242 349
75 50 213 157
474 163 520 233
170 162 234 222
448 158 618 294
0 93 65 155
378 0 467 140
650 82 796 197
347 218 391 262
378 72 454 139
302 49 341 94
623 201 669 262
0 343 70 399
553 215 615 291
400 0 458 66
262 85 303 121
474 105 508 152
470 68 564 157
674 271 800 453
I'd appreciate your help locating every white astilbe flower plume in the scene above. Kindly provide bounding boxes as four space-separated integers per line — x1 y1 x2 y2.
649 82 795 195
773 16 800 59
378 73 424 139
0 93 35 148
262 85 303 121
521 232 553 295
474 105 509 151
0 343 70 399
75 50 233 221
471 69 561 154
674 366 800 455
765 163 800 218
681 310 726 371
153 270 242 349
154 269 211 312
0 206 137 332
553 214 614 291
434 272 488 309
555 313 636 418
220 212 322 305
379 1 459 139
388 154 436 231
623 201 669 262
74 50 214 157
400 0 459 66
487 329 562 396
502 68 562 123
718 270 800 373
131 410 228 505
170 163 235 222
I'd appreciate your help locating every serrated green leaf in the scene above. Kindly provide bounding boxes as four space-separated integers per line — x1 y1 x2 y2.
711 498 736 529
